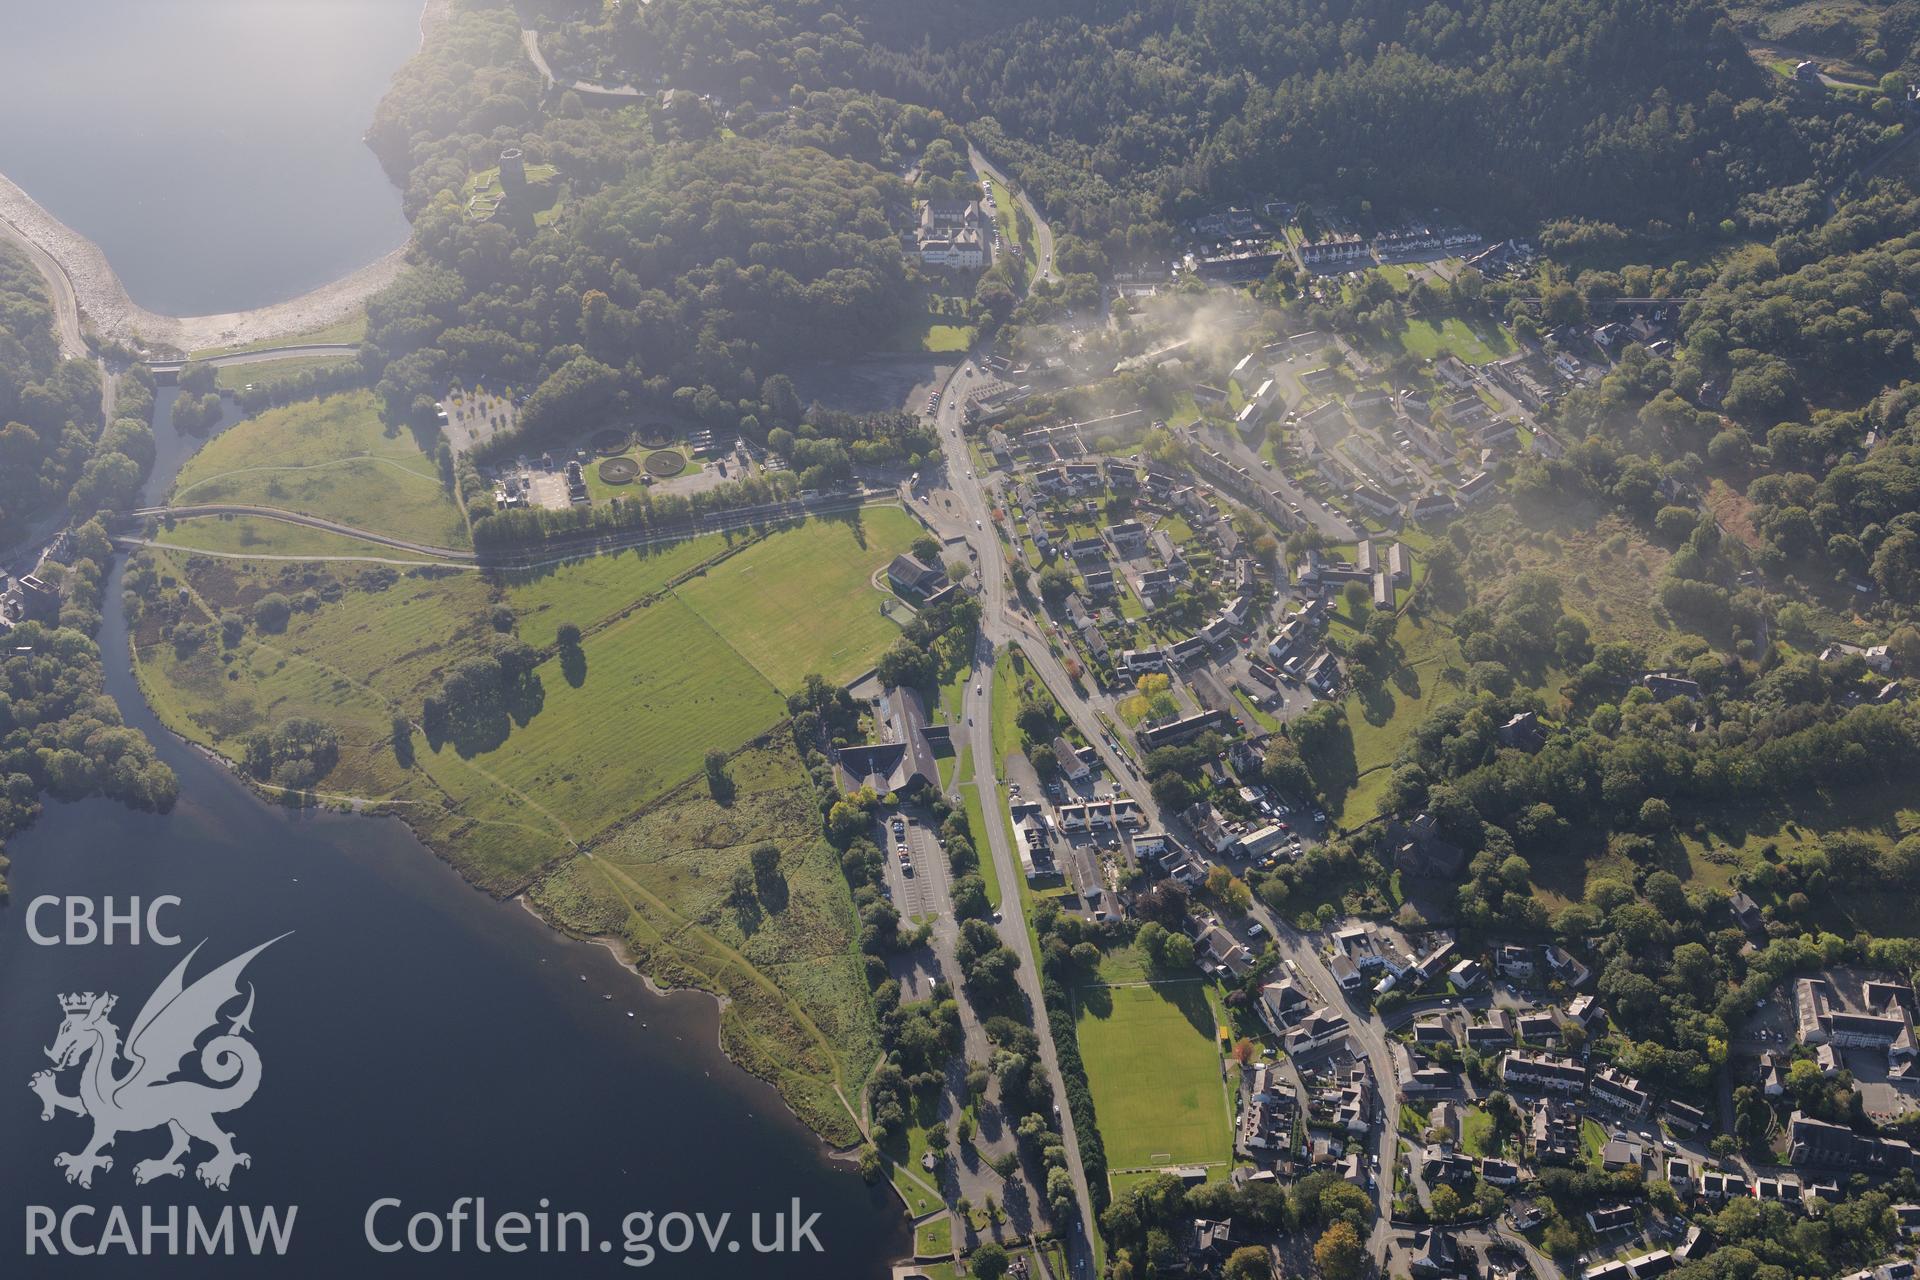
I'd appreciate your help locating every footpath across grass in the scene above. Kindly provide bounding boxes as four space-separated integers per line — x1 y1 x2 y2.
170 389 469 549
147 514 464 562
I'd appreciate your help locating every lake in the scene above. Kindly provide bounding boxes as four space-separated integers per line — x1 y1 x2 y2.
0 393 908 1275
0 0 418 315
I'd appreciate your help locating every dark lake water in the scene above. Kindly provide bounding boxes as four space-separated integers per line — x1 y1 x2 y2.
0 391 908 1276
0 0 418 314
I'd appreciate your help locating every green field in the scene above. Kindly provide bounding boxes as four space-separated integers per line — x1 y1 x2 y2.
984 177 1032 289
959 778 1003 911
475 596 786 840
987 177 1023 251
146 514 466 563
1582 1118 1608 1166
1074 982 1233 1178
1335 612 1462 827
1460 1105 1499 1156
501 533 729 647
527 744 878 1144
213 354 354 392
675 506 920 692
171 390 470 549
134 513 912 868
922 323 975 353
915 1216 953 1259
1399 316 1514 365
989 646 1029 769
128 502 919 1143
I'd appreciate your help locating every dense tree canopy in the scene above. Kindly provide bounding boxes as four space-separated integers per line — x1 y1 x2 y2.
0 245 105 543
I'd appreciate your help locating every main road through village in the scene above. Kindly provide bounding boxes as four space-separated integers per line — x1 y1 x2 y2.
3 130 1459 1267
926 355 1413 1271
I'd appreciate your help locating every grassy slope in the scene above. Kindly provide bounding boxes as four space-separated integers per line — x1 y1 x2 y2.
188 311 367 359
1462 504 1673 650
171 390 470 549
213 353 354 391
1336 612 1464 827
136 514 914 876
1529 779 1920 938
959 771 1004 911
1319 501 1678 831
147 514 464 561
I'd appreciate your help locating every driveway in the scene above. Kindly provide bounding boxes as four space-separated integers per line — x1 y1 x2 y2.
969 146 1057 288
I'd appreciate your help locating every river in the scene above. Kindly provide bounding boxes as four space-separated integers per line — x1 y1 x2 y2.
0 0 416 315
0 407 909 1272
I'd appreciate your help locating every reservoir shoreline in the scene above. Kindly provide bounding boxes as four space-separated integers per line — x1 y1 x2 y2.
114 393 879 1170
0 0 910 1269
0 385 905 1280
0 0 449 355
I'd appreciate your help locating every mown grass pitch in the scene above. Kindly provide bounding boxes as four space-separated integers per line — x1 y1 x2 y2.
1074 981 1234 1178
1398 315 1514 365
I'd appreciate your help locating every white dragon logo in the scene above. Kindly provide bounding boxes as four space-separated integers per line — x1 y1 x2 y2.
28 935 286 1191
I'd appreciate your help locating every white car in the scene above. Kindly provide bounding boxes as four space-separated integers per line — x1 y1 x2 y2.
1247 923 1265 937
